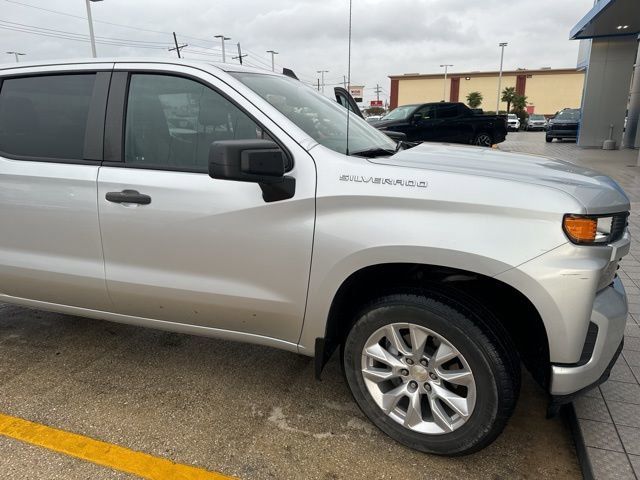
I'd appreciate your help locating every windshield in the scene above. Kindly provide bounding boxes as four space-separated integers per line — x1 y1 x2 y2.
382 105 416 121
230 72 396 155
530 114 545 120
508 114 517 119
555 109 580 121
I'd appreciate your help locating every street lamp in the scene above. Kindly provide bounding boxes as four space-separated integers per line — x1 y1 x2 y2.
440 64 453 101
85 0 103 58
267 50 279 72
316 69 328 93
496 42 508 113
215 35 231 63
6 51 25 63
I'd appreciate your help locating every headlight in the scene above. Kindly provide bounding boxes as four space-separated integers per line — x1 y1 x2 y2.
563 213 628 245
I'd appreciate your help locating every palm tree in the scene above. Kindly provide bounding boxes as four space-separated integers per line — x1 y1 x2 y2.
466 91 483 109
501 87 516 113
512 94 528 112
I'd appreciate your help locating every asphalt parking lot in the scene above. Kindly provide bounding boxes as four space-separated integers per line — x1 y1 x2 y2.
0 132 585 480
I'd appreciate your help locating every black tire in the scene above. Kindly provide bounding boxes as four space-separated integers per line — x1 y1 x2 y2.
342 292 518 456
545 136 553 143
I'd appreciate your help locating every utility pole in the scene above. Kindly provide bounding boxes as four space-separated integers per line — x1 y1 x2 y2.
6 51 25 63
85 0 103 58
374 83 382 102
169 32 187 59
215 34 231 62
232 42 247 65
496 42 508 113
317 78 320 91
440 64 453 101
343 75 347 88
317 69 328 93
266 50 278 72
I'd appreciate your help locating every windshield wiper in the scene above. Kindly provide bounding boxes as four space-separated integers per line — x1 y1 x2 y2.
350 147 396 158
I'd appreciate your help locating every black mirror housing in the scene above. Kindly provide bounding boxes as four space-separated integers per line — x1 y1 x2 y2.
209 139 295 202
209 139 286 183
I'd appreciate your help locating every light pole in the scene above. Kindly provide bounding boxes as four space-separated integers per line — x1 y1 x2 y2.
85 0 103 58
496 42 508 113
6 51 25 63
267 50 278 72
317 69 328 93
440 64 453 101
215 35 231 63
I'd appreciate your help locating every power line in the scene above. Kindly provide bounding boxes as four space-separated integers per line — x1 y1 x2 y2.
3 0 226 47
0 23 168 50
0 19 169 46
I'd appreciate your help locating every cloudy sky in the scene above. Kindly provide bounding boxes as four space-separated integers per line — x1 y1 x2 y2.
0 0 592 103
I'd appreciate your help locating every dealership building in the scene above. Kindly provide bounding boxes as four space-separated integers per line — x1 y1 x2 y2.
571 0 639 149
388 68 585 117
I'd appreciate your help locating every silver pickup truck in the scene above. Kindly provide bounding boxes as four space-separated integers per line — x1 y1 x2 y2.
0 59 630 456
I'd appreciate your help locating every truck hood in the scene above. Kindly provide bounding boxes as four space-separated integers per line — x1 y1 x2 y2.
372 142 629 215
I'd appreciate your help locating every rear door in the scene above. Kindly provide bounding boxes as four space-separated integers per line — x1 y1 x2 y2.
0 66 112 309
96 64 316 344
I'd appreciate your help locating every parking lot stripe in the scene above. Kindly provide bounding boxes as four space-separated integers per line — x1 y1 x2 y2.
0 412 235 479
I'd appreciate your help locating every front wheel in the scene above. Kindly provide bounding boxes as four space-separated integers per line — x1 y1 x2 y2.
342 293 518 456
472 133 493 147
545 136 553 143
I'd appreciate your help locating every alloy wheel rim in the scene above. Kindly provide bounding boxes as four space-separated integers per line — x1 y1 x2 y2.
475 134 491 146
361 323 476 435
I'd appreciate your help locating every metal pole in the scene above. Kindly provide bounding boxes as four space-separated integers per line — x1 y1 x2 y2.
215 35 231 63
496 42 508 113
267 50 278 72
173 32 181 58
13 52 18 62
85 0 97 58
440 64 453 101
317 70 328 93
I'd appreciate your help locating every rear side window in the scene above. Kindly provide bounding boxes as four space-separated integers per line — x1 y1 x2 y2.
124 74 268 171
435 104 460 119
0 74 95 160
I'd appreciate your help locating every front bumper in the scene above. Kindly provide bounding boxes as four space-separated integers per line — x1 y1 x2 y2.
549 276 628 396
546 129 578 139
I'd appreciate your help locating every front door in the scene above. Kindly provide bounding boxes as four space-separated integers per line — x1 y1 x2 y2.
97 65 316 344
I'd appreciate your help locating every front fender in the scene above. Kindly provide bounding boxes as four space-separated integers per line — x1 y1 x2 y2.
297 245 514 355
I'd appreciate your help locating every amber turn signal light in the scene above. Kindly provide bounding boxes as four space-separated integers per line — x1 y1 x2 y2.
563 215 597 243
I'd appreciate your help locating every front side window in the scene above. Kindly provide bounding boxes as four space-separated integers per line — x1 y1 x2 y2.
125 74 267 170
0 74 95 160
414 105 435 120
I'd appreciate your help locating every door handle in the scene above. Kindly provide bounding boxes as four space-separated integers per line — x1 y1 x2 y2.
105 190 151 205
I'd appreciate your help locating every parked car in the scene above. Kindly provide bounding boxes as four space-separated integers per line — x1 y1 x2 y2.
365 115 382 124
507 113 520 131
0 59 630 456
525 114 548 131
368 102 507 147
546 108 581 142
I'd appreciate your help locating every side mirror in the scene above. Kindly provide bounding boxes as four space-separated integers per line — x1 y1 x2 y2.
209 139 296 202
411 113 423 124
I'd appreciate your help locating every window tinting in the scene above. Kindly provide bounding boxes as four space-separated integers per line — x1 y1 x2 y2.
125 74 267 170
436 104 460 119
0 74 95 160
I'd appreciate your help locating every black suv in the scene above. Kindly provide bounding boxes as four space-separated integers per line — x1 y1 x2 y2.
546 108 580 142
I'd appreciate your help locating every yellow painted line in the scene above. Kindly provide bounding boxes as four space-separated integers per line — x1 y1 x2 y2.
0 413 236 480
